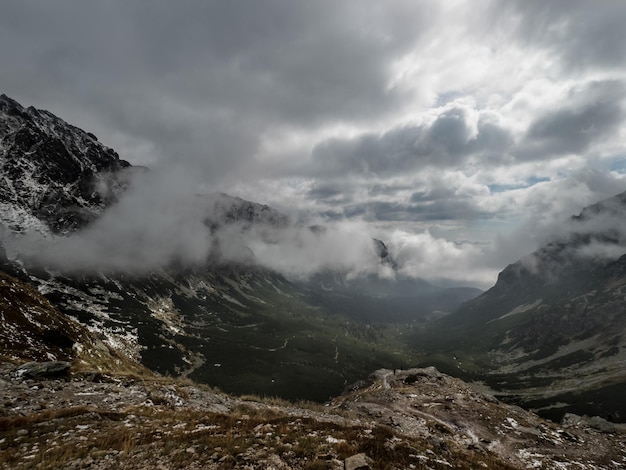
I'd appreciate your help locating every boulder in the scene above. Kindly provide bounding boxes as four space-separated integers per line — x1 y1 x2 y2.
587 416 619 433
562 413 623 433
561 413 583 427
344 453 372 470
16 361 71 379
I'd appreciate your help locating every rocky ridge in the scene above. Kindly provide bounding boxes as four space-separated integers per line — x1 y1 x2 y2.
0 94 131 235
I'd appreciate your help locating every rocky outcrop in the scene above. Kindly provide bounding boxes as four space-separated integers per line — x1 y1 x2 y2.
344 453 372 470
0 270 150 376
15 361 71 379
0 363 623 469
562 413 626 433
372 238 397 269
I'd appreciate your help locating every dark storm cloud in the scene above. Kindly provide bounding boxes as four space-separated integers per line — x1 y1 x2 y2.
410 187 459 203
494 0 626 71
310 107 513 176
0 0 433 180
367 183 413 197
306 183 346 203
515 81 625 160
341 198 490 223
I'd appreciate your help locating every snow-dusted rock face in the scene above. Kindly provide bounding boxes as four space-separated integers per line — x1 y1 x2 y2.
0 270 147 376
0 94 131 235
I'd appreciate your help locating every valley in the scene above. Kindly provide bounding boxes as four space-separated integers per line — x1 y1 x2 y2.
0 93 479 404
1 93 626 434
3 2 626 467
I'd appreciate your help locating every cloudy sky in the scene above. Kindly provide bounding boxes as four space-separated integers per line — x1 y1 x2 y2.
2 0 626 287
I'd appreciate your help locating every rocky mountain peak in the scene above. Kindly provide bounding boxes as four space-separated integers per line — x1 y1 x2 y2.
0 94 131 235
372 237 399 269
0 93 23 111
204 192 289 231
573 189 626 221
492 190 626 292
427 189 626 423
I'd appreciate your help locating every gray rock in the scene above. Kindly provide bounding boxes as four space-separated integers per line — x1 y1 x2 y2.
344 453 372 470
587 416 618 433
411 366 443 378
562 413 626 433
561 413 583 427
16 361 71 379
262 454 291 469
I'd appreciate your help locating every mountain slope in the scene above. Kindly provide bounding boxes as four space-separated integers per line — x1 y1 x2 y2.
414 191 626 421
0 269 147 375
306 271 481 323
1 256 623 469
0 94 131 235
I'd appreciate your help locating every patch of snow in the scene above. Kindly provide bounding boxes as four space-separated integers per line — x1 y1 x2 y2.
489 299 543 323
0 202 52 240
192 424 219 433
147 296 184 334
87 324 143 361
505 417 519 429
221 292 246 308
516 449 544 468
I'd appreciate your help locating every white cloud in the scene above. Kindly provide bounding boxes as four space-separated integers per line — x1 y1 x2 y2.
2 1 626 287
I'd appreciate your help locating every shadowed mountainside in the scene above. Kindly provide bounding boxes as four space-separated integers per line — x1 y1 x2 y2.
412 191 626 422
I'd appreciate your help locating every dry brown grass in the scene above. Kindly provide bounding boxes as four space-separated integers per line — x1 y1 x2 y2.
0 406 100 430
0 398 524 470
0 359 527 470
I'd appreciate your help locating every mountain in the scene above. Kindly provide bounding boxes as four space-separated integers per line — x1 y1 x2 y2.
205 192 289 230
0 94 478 403
414 191 626 422
0 94 132 235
